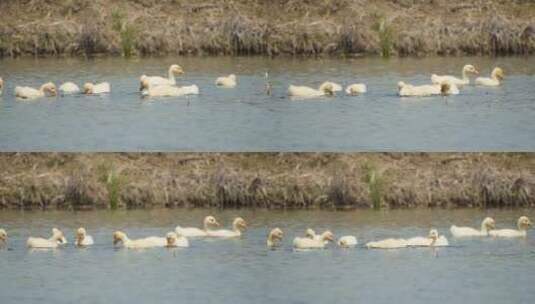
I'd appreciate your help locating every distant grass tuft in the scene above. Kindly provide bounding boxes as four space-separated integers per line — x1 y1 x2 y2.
362 162 385 209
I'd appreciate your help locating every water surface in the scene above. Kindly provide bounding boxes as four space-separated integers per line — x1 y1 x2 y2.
1 209 534 304
0 56 534 151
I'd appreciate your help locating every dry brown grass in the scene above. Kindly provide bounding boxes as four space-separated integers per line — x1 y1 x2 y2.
0 0 533 57
0 153 534 210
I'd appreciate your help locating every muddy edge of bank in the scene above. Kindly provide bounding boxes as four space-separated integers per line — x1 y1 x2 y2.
0 153 533 210
0 0 534 58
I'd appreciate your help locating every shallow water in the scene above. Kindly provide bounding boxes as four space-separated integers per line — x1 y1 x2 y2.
0 56 534 151
1 209 534 304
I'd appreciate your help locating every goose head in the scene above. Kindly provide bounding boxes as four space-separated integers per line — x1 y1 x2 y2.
305 228 316 239
140 78 151 91
320 230 335 242
83 83 94 94
482 217 496 231
440 82 451 96
166 232 178 247
170 64 184 75
267 228 284 247
228 74 236 81
517 216 532 231
491 67 505 81
51 228 66 244
463 64 479 75
76 227 87 244
397 81 407 90
113 231 127 245
233 217 247 231
40 82 57 97
0 229 7 243
139 75 148 90
319 83 335 96
203 216 220 230
428 229 439 241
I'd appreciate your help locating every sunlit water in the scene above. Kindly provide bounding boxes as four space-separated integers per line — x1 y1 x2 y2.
1 209 534 304
0 56 534 151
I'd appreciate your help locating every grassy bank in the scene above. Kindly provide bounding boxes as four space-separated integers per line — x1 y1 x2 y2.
0 153 534 210
0 1 534 58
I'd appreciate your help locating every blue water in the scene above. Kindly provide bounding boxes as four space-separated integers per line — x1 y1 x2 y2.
0 56 534 151
1 209 534 304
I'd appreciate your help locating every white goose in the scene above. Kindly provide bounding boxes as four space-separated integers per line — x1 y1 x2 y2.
267 228 284 248
140 64 184 90
345 83 367 95
175 215 220 237
27 228 66 248
407 229 449 247
113 231 167 249
15 82 57 99
293 230 334 249
475 67 505 86
0 77 4 96
398 81 459 97
305 228 329 245
141 81 199 97
338 235 358 248
489 216 532 238
431 64 479 86
165 232 189 248
83 82 111 94
0 228 7 247
208 217 247 238
59 82 80 94
288 83 335 98
450 217 496 237
320 81 343 92
75 227 94 247
215 74 237 88
366 238 408 249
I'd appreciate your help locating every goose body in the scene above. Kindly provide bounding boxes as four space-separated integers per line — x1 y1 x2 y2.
338 235 358 247
320 81 343 92
0 228 7 247
75 227 94 247
293 231 334 249
450 217 495 237
59 82 80 94
288 83 335 98
398 81 458 97
345 83 367 95
113 231 168 249
208 217 247 238
294 230 334 249
15 82 57 99
215 74 237 88
267 228 284 248
407 229 449 247
175 215 220 237
431 64 479 86
27 228 66 248
83 82 111 94
142 83 199 97
475 67 504 87
489 216 531 238
366 238 408 249
140 64 184 90
165 232 189 248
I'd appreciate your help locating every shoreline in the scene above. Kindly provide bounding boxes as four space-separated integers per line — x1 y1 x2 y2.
0 1 534 58
1 153 533 210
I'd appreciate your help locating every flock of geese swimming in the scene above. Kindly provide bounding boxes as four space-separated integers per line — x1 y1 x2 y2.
0 215 531 250
0 63 505 100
